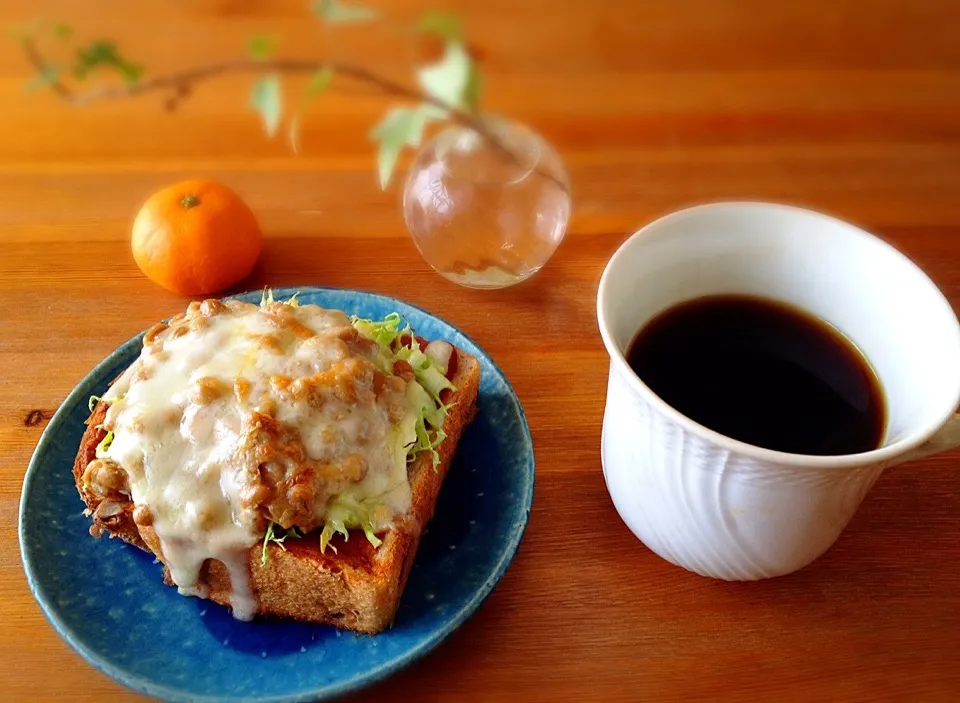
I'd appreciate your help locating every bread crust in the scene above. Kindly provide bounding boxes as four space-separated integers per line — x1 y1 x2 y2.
74 349 481 633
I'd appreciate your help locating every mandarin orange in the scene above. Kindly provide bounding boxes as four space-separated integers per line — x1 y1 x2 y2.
131 179 263 296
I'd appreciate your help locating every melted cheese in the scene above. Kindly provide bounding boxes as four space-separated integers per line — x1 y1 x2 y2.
100 299 415 620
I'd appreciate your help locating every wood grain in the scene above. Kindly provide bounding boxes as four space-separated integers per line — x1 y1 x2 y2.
1 0 959 700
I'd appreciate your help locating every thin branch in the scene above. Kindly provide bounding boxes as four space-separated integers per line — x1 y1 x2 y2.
20 36 567 192
22 37 73 100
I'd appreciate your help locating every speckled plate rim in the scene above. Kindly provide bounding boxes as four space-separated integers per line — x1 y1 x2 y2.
19 286 535 703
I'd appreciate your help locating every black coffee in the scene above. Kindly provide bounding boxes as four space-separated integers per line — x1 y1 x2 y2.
626 295 885 455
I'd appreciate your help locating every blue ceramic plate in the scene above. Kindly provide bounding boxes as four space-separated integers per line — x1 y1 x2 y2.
19 287 534 702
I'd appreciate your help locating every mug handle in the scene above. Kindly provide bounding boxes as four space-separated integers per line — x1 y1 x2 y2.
896 414 960 465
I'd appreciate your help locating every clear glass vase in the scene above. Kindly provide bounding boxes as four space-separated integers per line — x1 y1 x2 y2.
402 116 572 289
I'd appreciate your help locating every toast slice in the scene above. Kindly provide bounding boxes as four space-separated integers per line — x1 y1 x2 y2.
73 317 480 634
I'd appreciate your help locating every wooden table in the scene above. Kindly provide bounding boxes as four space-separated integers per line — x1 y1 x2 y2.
2 1 959 700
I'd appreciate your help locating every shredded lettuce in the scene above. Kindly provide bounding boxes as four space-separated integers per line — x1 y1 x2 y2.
398 346 456 402
261 522 277 565
95 430 114 458
260 522 302 566
306 313 461 553
361 522 383 549
88 394 124 413
351 313 456 471
319 517 350 553
350 312 408 351
418 423 447 468
404 381 450 468
319 494 387 552
259 288 300 308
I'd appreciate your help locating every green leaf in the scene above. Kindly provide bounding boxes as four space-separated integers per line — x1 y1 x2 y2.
313 0 379 24
417 41 471 111
249 74 282 137
288 66 333 153
288 115 303 154
304 65 334 102
73 41 142 84
73 41 117 79
53 22 72 40
369 106 431 189
116 62 143 85
248 34 277 61
24 65 61 93
416 12 461 41
463 61 483 111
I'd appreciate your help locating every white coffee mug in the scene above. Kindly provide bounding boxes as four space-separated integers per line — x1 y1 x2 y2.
597 202 960 580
